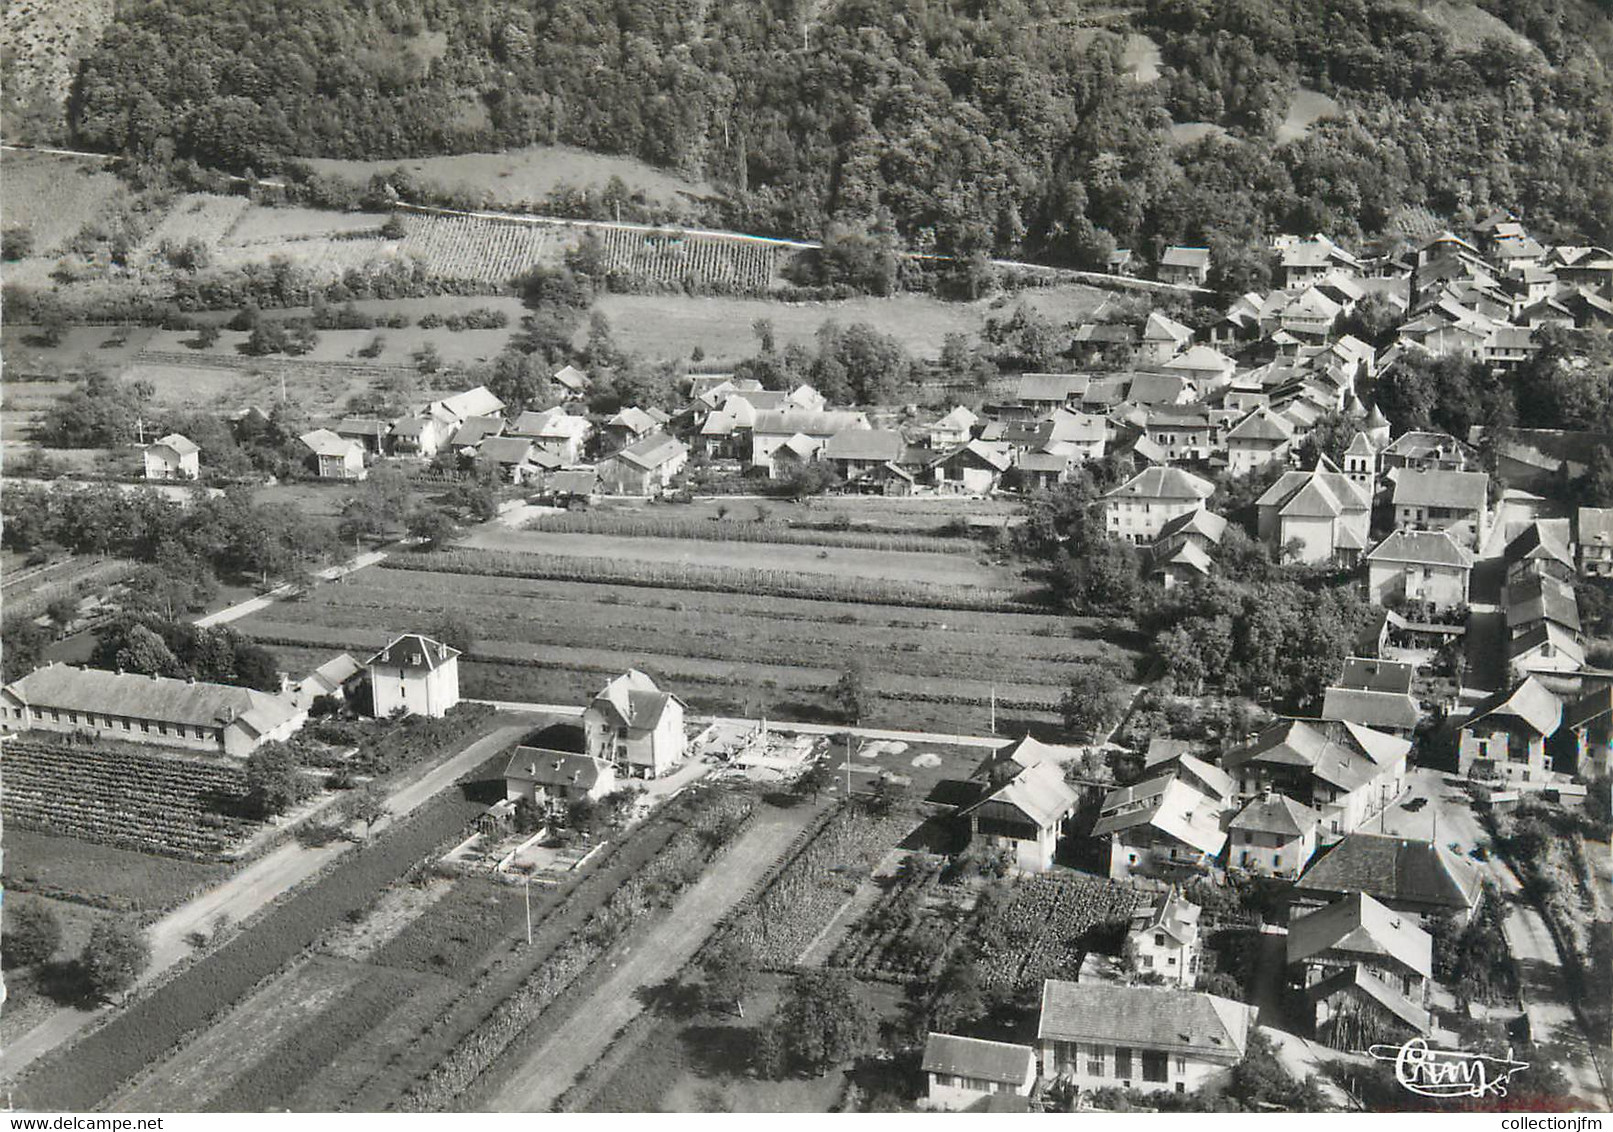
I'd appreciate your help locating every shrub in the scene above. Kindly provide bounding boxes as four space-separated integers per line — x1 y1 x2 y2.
81 919 152 999
3 902 62 967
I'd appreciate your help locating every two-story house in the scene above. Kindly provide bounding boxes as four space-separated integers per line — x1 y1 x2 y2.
1104 467 1216 545
1227 791 1322 879
1255 458 1371 565
1457 676 1562 787
143 433 200 480
1225 406 1295 476
364 633 461 718
1125 887 1203 987
1092 774 1231 881
1577 507 1613 577
1223 719 1410 839
1292 832 1483 927
1287 891 1433 1049
960 736 1081 873
1365 529 1474 612
583 669 687 779
1391 469 1489 550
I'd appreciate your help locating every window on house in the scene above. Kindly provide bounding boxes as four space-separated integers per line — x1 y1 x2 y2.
1086 1047 1105 1077
1142 1051 1169 1083
1154 933 1165 947
1114 1047 1133 1081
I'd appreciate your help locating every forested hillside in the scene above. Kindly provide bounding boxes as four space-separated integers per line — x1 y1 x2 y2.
38 0 1613 260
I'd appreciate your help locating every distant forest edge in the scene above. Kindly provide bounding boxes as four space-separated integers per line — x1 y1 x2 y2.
4 0 1612 272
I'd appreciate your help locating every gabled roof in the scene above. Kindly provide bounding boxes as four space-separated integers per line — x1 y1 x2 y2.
1289 891 1434 978
1143 311 1194 344
1092 776 1227 856
1304 963 1430 1034
589 669 682 731
609 433 687 470
1296 833 1483 912
1129 373 1196 407
1155 506 1227 546
530 413 593 441
607 406 660 434
1223 718 1411 794
303 653 362 696
1257 461 1369 516
504 747 613 791
478 435 538 465
553 364 589 391
435 386 505 420
823 428 905 462
299 428 359 459
1320 685 1423 732
920 1034 1035 1084
931 439 1012 473
1509 621 1585 666
151 432 199 456
1367 529 1474 569
1505 520 1577 571
1566 686 1613 732
1507 573 1581 634
365 633 461 672
935 405 980 431
1461 676 1562 738
388 417 440 439
1017 372 1088 403
451 415 506 448
1165 344 1235 374
334 418 390 440
1230 792 1323 837
975 734 1075 779
1227 406 1295 443
1135 885 1202 945
3 663 298 734
1161 246 1211 270
1104 466 1215 504
1038 981 1253 1062
753 409 869 437
1334 657 1416 695
960 759 1079 829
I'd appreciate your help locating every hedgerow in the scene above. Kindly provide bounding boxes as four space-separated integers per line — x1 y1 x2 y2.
523 510 975 555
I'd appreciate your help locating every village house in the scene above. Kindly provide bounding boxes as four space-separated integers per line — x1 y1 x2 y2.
929 440 1012 495
583 669 687 779
1227 792 1323 879
1292 833 1484 927
1457 676 1562 787
1139 311 1195 363
1015 373 1088 417
1281 236 1363 288
334 418 392 456
429 385 506 425
822 428 906 483
1320 658 1421 736
1564 687 1613 779
1223 719 1410 839
1365 529 1473 612
751 409 870 476
597 434 688 496
387 415 450 459
1287 892 1433 1049
1158 246 1211 287
1037 981 1256 1096
476 436 555 484
1391 469 1489 549
512 409 593 465
1255 458 1372 565
1504 519 1579 586
1092 773 1230 881
928 405 980 448
1142 405 1216 462
550 364 589 400
504 747 617 807
1378 430 1478 475
960 736 1081 873
1125 886 1203 987
295 653 362 711
365 633 461 719
603 406 664 453
1506 572 1583 674
1037 409 1111 462
921 1034 1037 1111
1149 507 1227 590
1225 406 1295 476
299 428 366 480
1578 507 1613 577
1 664 304 758
143 433 200 480
1104 466 1216 545
449 414 505 453
1010 451 1072 494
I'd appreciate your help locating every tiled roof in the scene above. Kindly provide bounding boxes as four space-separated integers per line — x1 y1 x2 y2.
611 433 687 470
435 386 506 420
504 747 613 791
478 436 538 464
1092 776 1227 856
1230 792 1322 837
1143 311 1194 343
1367 530 1474 569
152 432 200 456
1017 372 1088 402
1227 406 1295 443
366 633 461 672
4 663 297 733
553 364 589 390
590 669 680 730
1304 963 1430 1034
1104 466 1214 503
1155 507 1227 546
1507 574 1581 634
1321 688 1421 732
1037 981 1253 1061
823 428 905 462
960 759 1079 829
608 406 660 434
451 415 506 448
1566 686 1613 731
334 418 390 440
300 428 359 458
1223 718 1410 794
921 1033 1035 1084
1296 833 1483 912
1161 246 1211 269
1335 658 1415 695
1287 891 1433 978
1461 676 1562 738
753 409 869 437
1392 469 1488 510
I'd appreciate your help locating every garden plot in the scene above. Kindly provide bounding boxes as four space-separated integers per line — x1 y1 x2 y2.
971 872 1146 989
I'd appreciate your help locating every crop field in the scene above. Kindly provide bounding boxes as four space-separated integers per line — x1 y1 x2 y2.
236 556 1133 730
459 527 1013 586
593 225 784 292
133 193 252 264
1 827 229 912
0 151 126 256
521 509 975 553
589 283 1110 362
296 143 713 211
1 739 259 861
969 872 1145 988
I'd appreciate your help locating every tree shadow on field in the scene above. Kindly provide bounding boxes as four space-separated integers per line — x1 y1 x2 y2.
634 976 705 1022
35 958 99 1008
681 1021 758 1080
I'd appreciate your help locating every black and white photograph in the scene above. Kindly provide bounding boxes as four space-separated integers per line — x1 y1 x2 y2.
0 0 1610 1118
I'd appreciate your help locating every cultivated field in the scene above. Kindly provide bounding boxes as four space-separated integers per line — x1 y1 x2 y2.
0 151 127 256
235 544 1136 733
297 144 714 211
589 283 1110 363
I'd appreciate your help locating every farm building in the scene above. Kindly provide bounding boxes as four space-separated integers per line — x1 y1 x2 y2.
958 738 1080 873
504 747 617 806
1320 657 1421 736
542 468 598 505
928 440 1012 495
295 652 362 709
143 433 200 480
389 415 451 458
1125 886 1202 987
365 633 461 719
300 429 366 479
751 409 870 476
920 1034 1037 1111
1222 719 1410 838
603 406 665 452
1103 466 1216 544
1391 469 1490 550
1291 833 1483 926
1 663 304 758
518 410 594 465
1288 891 1432 1008
429 385 506 423
553 364 590 400
1158 246 1211 287
822 429 906 483
583 669 687 779
597 434 689 496
450 414 506 451
477 436 556 484
1091 774 1230 881
335 418 392 455
1564 687 1613 779
1037 981 1255 1095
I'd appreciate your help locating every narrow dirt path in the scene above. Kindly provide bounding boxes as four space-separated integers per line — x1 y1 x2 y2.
488 802 821 1111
